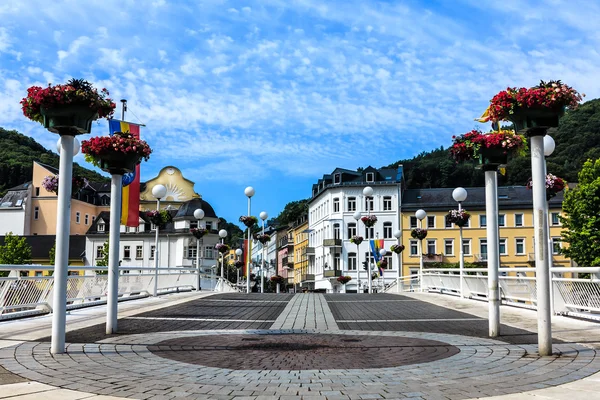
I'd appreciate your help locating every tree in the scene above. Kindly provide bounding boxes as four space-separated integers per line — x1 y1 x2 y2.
0 233 32 276
560 158 600 266
276 199 309 226
95 241 109 274
218 218 245 248
48 242 55 264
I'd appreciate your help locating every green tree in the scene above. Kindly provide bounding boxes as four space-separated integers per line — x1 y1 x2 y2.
218 218 245 248
560 158 600 266
276 199 309 226
0 233 32 274
95 241 109 274
48 242 55 264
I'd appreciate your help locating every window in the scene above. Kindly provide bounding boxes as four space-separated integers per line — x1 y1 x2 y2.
515 238 525 255
409 240 418 256
347 223 357 238
206 221 213 231
426 239 436 254
35 271 43 277
365 226 374 239
186 246 197 259
92 216 96 224
333 198 340 212
151 223 157 231
97 223 105 232
551 212 560 226
383 254 392 269
366 172 374 182
150 245 156 259
383 196 392 211
365 197 373 212
444 239 454 256
498 214 505 227
551 238 561 254
479 215 487 227
383 222 392 239
515 213 523 227
85 214 89 225
136 246 143 259
462 239 471 255
35 187 40 196
96 245 104 259
347 197 356 212
333 223 340 240
34 207 39 220
427 216 435 229
123 246 131 259
445 216 452 228
480 239 487 256
334 173 341 184
334 253 341 269
499 238 507 255
410 216 418 229
190 220 198 229
205 246 214 259
348 252 357 271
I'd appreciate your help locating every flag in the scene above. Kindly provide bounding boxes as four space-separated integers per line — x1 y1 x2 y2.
378 266 384 277
370 239 385 262
108 119 142 227
475 107 491 123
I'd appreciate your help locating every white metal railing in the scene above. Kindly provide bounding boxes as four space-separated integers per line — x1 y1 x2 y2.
391 267 600 320
0 265 220 320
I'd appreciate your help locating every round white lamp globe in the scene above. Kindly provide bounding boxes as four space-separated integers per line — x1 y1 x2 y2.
244 186 255 197
544 135 556 157
219 229 228 238
152 184 167 199
452 187 468 203
393 230 402 239
193 209 205 220
56 137 80 156
235 248 243 256
363 186 374 197
415 209 427 220
380 249 387 256
353 211 362 221
260 211 268 221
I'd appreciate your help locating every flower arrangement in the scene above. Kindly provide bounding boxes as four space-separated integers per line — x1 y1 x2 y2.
488 80 583 123
21 79 116 133
390 244 405 254
190 227 209 239
526 173 567 201
377 259 388 268
255 233 271 244
446 209 471 227
361 215 377 227
234 260 244 268
215 243 230 254
411 228 428 240
270 275 284 284
371 272 379 280
146 210 172 228
337 276 352 285
239 215 258 228
81 131 152 170
41 175 87 195
449 129 527 163
350 235 364 245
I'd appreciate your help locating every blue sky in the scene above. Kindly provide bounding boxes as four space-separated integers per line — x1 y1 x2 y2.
1 0 600 228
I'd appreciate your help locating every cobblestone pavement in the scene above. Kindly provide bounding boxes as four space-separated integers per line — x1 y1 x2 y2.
0 292 599 400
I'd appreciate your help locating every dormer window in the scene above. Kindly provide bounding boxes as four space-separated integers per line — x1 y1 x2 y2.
366 172 375 182
334 173 341 184
98 223 105 232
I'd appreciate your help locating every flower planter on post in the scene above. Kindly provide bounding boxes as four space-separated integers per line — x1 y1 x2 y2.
21 79 116 354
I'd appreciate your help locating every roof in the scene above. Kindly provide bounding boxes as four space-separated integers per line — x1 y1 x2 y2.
0 184 30 208
0 235 86 260
5 181 32 192
174 198 218 219
36 162 59 175
401 186 565 212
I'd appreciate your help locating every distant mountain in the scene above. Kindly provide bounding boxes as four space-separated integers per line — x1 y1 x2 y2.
0 127 109 196
385 98 600 188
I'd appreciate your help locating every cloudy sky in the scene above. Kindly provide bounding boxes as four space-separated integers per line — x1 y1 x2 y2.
1 0 599 226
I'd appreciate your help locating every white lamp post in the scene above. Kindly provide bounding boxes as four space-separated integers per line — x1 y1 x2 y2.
353 210 362 293
219 229 227 282
415 209 427 292
393 229 402 293
152 184 167 297
193 208 205 291
260 211 268 294
452 187 468 298
236 248 243 288
363 186 374 294
544 135 555 317
244 186 255 294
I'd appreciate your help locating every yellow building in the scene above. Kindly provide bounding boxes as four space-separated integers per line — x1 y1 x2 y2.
291 215 310 292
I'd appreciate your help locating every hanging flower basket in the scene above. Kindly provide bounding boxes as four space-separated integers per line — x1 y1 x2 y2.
21 78 116 135
390 244 405 254
488 80 583 134
234 260 244 269
215 243 230 254
81 132 152 175
377 259 388 268
337 276 352 285
41 175 87 195
190 227 209 239
239 215 258 228
446 209 471 227
450 129 527 167
527 173 567 201
255 233 271 244
411 228 428 240
361 215 377 227
350 235 364 245
371 272 379 280
146 210 173 229
270 275 284 284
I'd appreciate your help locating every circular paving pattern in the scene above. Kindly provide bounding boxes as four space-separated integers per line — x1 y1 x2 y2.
149 333 460 370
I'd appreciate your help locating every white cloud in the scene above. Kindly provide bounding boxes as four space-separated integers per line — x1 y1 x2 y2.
57 35 91 61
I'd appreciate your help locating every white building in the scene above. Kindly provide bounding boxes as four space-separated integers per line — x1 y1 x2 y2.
307 166 403 293
0 182 32 236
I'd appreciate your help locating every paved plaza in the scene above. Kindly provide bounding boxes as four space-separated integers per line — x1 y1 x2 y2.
0 292 599 399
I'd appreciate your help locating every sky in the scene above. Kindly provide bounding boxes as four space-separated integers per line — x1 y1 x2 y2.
1 0 600 228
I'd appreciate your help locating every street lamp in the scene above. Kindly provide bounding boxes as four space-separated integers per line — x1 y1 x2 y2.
236 248 243 288
415 209 426 292
152 184 167 297
260 211 268 294
56 137 80 155
353 210 362 293
544 135 556 316
244 186 255 294
219 229 227 281
452 187 468 298
363 186 374 294
194 208 205 292
394 229 402 292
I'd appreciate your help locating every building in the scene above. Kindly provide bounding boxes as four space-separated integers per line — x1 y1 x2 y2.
291 214 309 292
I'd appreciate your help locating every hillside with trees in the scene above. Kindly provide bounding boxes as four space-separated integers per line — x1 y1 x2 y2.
0 127 109 196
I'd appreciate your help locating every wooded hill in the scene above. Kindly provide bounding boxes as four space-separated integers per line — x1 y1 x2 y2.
0 128 109 196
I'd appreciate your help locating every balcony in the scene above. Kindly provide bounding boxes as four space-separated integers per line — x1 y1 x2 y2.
423 254 443 263
301 274 315 282
323 239 342 247
474 253 488 263
305 247 315 255
323 270 342 278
